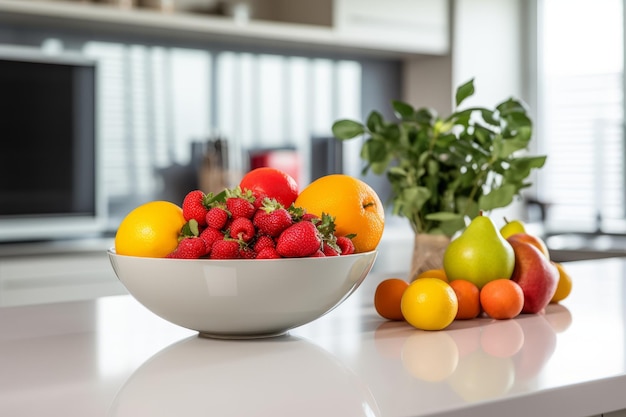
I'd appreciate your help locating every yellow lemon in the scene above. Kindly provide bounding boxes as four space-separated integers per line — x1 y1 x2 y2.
114 201 186 258
401 278 458 331
550 262 573 303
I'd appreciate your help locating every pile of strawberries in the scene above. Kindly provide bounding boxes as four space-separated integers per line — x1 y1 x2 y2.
167 187 355 260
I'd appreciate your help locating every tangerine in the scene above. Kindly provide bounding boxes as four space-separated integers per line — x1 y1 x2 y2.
416 269 448 282
374 278 409 321
114 201 186 258
295 174 384 253
449 279 481 320
480 279 524 320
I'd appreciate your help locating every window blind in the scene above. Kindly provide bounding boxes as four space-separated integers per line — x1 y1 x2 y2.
537 0 624 233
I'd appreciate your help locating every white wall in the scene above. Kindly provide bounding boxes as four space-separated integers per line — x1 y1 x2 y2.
454 0 529 225
452 0 526 107
403 0 528 113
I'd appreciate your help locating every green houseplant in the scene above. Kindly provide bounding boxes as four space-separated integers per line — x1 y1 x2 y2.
332 79 547 278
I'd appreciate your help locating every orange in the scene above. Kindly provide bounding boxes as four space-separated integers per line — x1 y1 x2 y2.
416 268 448 282
550 262 573 303
479 279 524 320
294 174 384 253
374 278 409 320
401 278 458 331
449 279 481 320
114 201 186 258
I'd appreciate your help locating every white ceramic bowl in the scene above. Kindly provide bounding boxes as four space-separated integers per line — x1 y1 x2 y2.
108 250 377 339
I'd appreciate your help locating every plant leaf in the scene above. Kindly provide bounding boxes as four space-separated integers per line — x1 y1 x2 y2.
478 184 517 210
332 120 365 139
328 79 546 238
425 211 463 221
455 78 475 107
361 138 388 164
392 100 415 120
366 111 384 133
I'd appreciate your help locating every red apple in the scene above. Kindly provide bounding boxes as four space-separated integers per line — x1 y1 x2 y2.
507 232 550 259
507 235 559 314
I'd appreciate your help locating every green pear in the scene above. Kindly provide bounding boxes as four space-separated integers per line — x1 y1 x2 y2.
500 218 526 239
443 215 515 289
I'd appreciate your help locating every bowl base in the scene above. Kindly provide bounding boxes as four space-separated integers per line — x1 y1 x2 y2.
198 330 289 340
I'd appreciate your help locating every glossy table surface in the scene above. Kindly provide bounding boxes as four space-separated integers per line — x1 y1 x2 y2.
1 257 626 417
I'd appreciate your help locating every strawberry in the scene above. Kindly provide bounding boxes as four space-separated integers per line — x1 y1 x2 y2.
301 212 319 223
287 204 305 222
169 237 206 259
276 221 322 258
253 234 275 253
315 213 341 255
252 199 292 237
239 245 257 259
251 194 268 209
229 217 255 242
256 247 281 259
226 197 255 219
322 243 340 257
199 227 224 255
337 235 356 255
182 190 209 226
205 206 229 230
311 250 326 258
225 187 256 219
210 239 241 259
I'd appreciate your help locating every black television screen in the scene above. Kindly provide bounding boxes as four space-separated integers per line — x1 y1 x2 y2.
0 46 103 242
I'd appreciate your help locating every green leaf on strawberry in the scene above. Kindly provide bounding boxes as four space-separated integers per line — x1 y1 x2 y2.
180 219 200 240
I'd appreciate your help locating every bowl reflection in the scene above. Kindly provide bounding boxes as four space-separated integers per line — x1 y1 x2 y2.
108 335 380 417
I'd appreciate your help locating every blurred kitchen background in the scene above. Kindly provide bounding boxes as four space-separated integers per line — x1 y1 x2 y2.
0 0 624 306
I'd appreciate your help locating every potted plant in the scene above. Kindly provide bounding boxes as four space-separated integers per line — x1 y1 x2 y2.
332 79 547 279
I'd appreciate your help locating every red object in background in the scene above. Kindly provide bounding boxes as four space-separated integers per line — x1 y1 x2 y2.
249 148 301 185
240 166 299 208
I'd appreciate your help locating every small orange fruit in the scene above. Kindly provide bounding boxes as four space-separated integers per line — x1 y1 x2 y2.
374 278 409 321
115 201 186 258
449 279 481 320
416 269 448 282
550 262 573 303
480 279 524 320
295 174 384 253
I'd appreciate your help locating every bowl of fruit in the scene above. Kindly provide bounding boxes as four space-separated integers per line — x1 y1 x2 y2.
108 168 384 338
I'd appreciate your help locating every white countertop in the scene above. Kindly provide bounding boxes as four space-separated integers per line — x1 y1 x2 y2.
1 257 626 417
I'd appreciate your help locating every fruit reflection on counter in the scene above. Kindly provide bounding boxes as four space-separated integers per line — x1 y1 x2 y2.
372 311 561 403
374 213 573 331
114 169 384 260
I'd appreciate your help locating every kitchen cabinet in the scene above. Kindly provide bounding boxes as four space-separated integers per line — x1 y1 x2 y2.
0 0 449 57
0 239 125 307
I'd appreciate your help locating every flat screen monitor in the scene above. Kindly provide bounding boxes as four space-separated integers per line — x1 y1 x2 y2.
0 45 104 242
